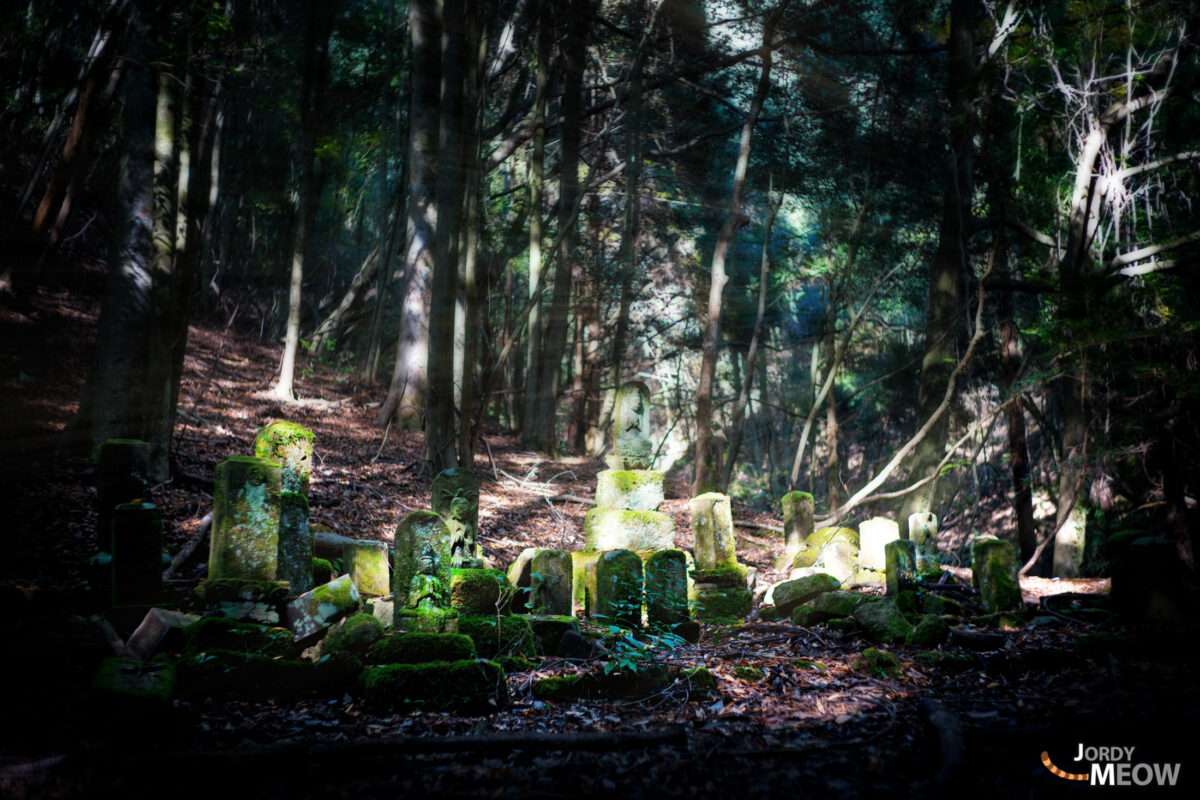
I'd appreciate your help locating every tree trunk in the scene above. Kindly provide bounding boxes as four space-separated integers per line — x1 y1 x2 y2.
274 2 333 401
719 188 779 492
898 0 975 537
693 2 785 496
378 0 441 430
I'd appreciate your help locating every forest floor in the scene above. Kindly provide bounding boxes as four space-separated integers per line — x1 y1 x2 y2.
1 280 1197 798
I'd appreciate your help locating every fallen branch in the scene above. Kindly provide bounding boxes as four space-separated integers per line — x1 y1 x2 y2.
163 513 212 579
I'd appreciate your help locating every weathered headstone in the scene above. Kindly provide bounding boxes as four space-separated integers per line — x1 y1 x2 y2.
589 549 643 627
689 492 737 571
1052 505 1087 578
775 491 814 569
908 511 940 577
343 539 389 597
529 549 573 616
209 456 283 581
608 381 653 470
884 539 916 597
507 547 545 613
858 517 899 571
397 542 457 633
971 536 1022 613
432 468 485 568
642 549 689 626
98 439 151 551
252 421 315 494
111 502 163 606
392 511 451 599
791 526 860 583
279 492 313 594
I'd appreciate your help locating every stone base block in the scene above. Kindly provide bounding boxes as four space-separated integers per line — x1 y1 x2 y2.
690 585 752 620
596 470 665 511
584 508 675 551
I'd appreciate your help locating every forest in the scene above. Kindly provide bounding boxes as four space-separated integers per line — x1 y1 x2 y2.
1 0 1199 797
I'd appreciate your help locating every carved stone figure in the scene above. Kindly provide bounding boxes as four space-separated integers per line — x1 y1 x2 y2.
611 381 653 470
433 468 484 568
407 544 447 611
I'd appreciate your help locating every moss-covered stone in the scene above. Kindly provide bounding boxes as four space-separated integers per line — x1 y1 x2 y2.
458 614 535 659
450 568 513 614
183 617 294 658
393 511 452 600
689 492 737 571
322 613 385 657
851 647 901 678
210 456 283 582
824 617 861 633
908 512 940 577
312 557 334 586
286 574 360 643
610 380 654 470
733 665 765 682
529 550 573 616
361 659 507 712
590 549 644 626
780 491 814 552
792 589 867 623
433 468 484 568
689 564 748 587
110 502 163 606
498 654 538 673
671 619 702 643
895 589 918 613
770 573 841 615
506 547 544 613
691 585 752 621
277 492 313 595
527 615 579 655
177 649 361 700
792 527 858 569
853 600 914 644
758 605 785 622
679 665 717 691
252 421 315 495
920 592 969 616
94 657 174 703
571 550 602 614
642 549 689 626
914 651 975 673
531 674 583 701
583 508 674 551
971 537 1022 613
884 539 917 597
371 632 476 664
789 658 827 672
342 539 388 598
858 517 899 571
596 469 665 511
906 614 950 646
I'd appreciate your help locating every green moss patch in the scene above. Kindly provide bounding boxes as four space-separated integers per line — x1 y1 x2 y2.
322 613 385 657
450 568 513 613
458 614 535 659
361 660 507 712
372 632 476 664
851 647 901 679
733 665 765 682
679 666 717 691
691 586 752 620
183 617 294 658
527 615 579 655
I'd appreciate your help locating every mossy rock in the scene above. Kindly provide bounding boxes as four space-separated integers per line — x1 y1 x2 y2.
850 647 900 678
691 585 752 621
537 665 671 700
679 666 717 691
853 600 914 644
906 614 950 646
176 649 361 699
669 619 702 643
458 614 536 659
450 568 513 614
823 617 861 633
252 420 315 494
971 537 1022 613
182 617 294 658
527 615 579 655
895 589 918 613
690 564 748 587
974 610 1029 628
322 613 385 658
758 605 785 622
371 632 476 664
312 558 334 586
360 659 507 712
789 658 827 672
920 592 970 616
733 665 765 683
770 573 841 615
792 590 867 624
914 651 975 673
531 674 583 701
792 526 858 569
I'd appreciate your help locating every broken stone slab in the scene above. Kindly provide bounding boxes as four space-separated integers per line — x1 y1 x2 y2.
111 502 163 606
858 517 899 571
209 456 283 582
432 468 485 568
126 608 200 661
98 439 151 551
908 511 941 577
279 492 314 595
252 420 315 495
971 537 1022 613
689 492 737 571
589 549 644 627
853 599 914 644
595 469 665 511
885 539 917 597
769 573 841 616
365 597 394 628
528 549 573 616
343 539 389 597
286 574 360 644
583 507 674 551
642 549 689 626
